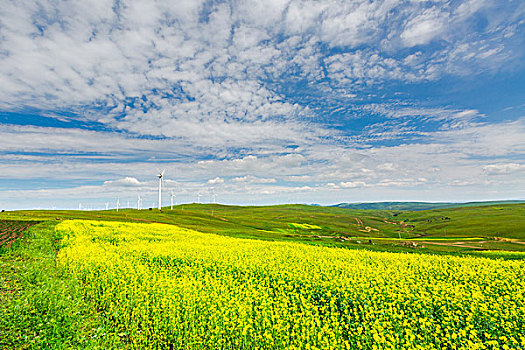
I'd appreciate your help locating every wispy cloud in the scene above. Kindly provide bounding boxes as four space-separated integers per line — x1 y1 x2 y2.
483 163 525 175
103 177 144 187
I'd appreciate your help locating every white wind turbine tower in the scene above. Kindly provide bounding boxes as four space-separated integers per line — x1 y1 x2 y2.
157 169 166 210
170 190 175 210
137 195 142 210
105 202 109 210
211 187 216 203
197 193 202 203
116 198 120 212
210 187 216 217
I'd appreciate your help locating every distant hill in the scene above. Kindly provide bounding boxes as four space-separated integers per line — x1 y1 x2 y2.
332 200 525 211
3 201 525 256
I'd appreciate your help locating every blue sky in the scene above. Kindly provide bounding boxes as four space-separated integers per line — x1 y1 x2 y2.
0 0 524 209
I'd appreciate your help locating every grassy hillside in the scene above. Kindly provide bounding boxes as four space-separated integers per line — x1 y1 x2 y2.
2 202 525 258
333 200 525 211
393 204 525 238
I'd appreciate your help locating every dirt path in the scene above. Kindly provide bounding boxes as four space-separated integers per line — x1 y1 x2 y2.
419 241 489 250
354 218 363 226
359 226 379 233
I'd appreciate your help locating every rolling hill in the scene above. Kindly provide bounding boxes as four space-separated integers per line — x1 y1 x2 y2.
3 202 525 258
332 200 525 211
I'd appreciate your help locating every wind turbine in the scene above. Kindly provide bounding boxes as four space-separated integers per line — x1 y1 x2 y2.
116 198 120 212
105 202 109 210
197 193 202 203
137 195 142 210
157 169 166 210
210 188 216 217
211 187 216 203
170 190 175 210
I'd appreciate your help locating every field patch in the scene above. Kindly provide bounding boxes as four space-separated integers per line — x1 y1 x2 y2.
0 220 40 248
288 222 322 230
57 220 525 349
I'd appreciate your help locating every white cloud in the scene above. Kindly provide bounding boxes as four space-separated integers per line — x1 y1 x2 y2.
483 163 524 174
449 180 475 186
0 0 521 120
377 179 427 187
453 109 480 120
232 176 277 184
400 8 448 47
104 177 143 186
377 163 396 171
207 177 225 185
454 0 490 19
339 181 366 188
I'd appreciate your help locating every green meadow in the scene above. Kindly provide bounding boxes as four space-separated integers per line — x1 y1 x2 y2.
3 202 525 257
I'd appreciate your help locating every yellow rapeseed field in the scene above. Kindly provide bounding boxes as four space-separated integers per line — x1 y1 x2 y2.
56 220 525 349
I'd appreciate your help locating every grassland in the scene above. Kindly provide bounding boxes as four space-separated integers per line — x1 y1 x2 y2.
1 203 524 348
3 202 525 257
333 200 525 211
0 221 122 349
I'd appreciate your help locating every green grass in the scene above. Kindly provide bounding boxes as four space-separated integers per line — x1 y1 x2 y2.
0 221 123 349
333 200 525 211
393 203 525 238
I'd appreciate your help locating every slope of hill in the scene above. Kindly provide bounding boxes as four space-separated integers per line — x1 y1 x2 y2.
2 202 525 258
332 200 525 211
